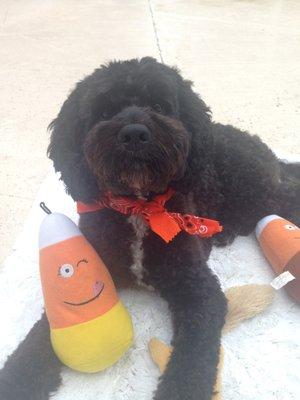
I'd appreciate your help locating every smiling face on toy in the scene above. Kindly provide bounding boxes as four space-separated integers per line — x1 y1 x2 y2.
40 235 119 329
57 257 104 307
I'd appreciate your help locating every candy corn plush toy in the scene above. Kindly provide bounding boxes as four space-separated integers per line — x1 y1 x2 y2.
256 215 300 302
39 212 133 373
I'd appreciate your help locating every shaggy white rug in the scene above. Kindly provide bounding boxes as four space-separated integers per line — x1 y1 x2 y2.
0 169 299 400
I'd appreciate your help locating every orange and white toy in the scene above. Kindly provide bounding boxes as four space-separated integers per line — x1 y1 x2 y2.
256 215 300 302
39 212 133 373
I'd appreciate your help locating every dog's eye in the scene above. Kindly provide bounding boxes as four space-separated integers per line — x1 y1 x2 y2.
101 111 109 119
153 104 163 113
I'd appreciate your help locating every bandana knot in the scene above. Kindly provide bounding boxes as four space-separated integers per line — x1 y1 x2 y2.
77 188 222 243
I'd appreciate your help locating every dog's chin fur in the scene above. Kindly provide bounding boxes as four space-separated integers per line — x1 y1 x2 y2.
84 108 190 197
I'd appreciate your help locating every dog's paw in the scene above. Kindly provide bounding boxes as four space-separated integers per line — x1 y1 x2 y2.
153 375 212 400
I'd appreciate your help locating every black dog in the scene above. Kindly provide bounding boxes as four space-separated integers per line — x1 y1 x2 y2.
0 57 299 400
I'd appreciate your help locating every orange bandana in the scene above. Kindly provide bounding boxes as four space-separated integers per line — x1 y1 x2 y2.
77 188 222 243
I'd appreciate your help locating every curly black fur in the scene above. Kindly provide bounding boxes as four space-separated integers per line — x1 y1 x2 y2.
1 57 299 400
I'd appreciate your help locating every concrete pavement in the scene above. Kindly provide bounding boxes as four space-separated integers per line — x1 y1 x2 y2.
0 0 299 262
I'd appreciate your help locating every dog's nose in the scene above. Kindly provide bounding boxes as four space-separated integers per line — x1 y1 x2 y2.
117 124 151 148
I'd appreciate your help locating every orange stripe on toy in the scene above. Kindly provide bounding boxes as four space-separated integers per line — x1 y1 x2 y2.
257 218 300 274
40 235 118 329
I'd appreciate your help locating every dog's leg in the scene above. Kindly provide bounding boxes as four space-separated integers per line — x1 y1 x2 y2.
0 313 62 400
143 233 227 400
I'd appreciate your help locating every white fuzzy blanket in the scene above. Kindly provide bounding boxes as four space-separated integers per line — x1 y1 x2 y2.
0 169 299 400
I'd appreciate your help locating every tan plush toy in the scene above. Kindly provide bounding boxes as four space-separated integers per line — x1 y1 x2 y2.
149 284 275 400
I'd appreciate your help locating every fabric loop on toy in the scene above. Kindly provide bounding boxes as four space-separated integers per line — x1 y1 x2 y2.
77 188 222 243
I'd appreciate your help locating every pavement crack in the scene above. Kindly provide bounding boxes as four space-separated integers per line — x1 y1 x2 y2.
148 0 164 63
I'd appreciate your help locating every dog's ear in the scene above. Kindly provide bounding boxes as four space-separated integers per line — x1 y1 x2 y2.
177 77 211 139
177 76 213 161
170 75 213 193
47 88 100 202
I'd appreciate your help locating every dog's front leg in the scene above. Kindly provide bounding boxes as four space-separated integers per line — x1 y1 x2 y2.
143 233 227 400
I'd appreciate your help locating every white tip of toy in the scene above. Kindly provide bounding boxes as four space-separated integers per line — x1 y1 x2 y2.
39 213 82 249
255 215 282 239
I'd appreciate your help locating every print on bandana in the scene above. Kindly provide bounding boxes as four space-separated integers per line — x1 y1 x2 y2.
77 189 222 243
